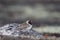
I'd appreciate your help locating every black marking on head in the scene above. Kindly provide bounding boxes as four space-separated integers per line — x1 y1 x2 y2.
28 20 32 25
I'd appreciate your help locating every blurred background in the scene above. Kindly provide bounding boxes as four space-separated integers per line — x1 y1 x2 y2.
0 0 60 37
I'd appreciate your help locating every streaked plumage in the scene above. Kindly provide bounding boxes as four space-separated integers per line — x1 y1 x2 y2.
19 20 32 32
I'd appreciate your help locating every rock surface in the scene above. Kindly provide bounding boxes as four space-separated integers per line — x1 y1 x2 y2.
0 23 43 40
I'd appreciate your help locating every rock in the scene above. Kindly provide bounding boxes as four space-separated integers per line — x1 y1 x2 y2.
0 21 43 40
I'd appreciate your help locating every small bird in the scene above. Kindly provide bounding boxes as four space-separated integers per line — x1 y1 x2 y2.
19 20 32 32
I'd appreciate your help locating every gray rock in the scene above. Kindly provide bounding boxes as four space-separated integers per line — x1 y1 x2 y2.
0 23 43 39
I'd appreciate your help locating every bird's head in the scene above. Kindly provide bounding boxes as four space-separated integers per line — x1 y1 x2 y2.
26 20 32 25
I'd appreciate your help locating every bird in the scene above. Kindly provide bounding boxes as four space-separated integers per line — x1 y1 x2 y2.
18 20 32 32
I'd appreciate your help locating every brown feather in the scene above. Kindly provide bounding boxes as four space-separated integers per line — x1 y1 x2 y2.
19 22 29 29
